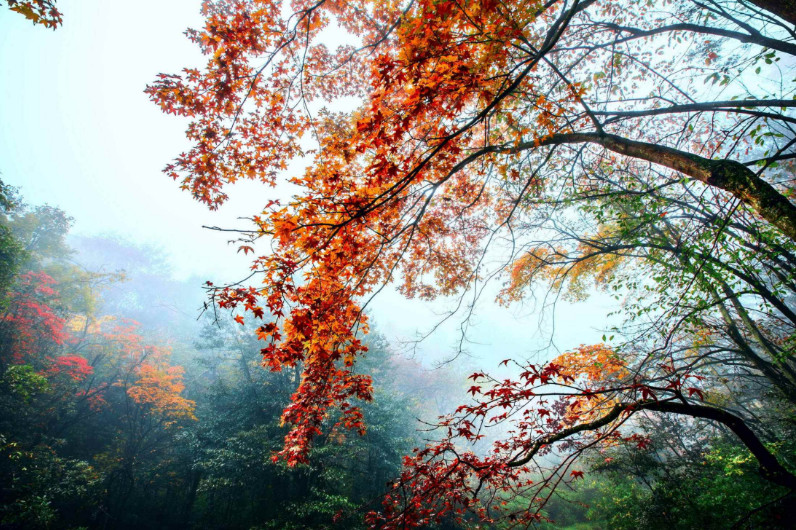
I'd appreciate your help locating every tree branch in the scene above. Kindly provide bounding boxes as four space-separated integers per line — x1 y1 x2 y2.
598 21 796 56
527 133 796 242
509 399 796 490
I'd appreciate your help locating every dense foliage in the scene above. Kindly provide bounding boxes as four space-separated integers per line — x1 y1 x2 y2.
147 0 796 526
0 189 448 528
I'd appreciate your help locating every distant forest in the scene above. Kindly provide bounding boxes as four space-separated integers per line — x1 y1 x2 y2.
0 186 466 528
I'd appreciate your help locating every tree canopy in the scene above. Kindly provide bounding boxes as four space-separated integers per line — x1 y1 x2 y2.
141 0 795 525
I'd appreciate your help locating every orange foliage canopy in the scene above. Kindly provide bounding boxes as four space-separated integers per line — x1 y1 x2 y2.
128 360 196 425
92 321 197 426
148 0 594 465
148 0 796 471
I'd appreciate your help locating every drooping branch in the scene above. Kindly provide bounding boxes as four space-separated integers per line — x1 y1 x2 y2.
644 401 796 490
510 399 796 490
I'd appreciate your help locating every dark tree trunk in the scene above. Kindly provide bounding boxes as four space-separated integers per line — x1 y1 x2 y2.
747 0 796 26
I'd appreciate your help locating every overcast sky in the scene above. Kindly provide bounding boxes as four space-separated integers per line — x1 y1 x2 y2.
0 0 615 366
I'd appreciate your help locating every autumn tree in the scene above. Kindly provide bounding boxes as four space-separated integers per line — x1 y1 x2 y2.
0 200 199 528
151 0 796 525
2 0 62 28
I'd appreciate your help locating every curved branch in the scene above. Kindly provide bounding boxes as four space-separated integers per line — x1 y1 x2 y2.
529 133 796 242
594 99 796 124
510 399 796 490
446 132 796 240
645 401 796 490
597 21 796 56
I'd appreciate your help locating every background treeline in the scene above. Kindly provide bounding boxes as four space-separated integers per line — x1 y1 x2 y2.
1 179 793 529
0 181 462 529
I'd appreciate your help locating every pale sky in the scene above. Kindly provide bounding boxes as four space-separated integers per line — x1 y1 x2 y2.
0 0 255 280
0 0 615 366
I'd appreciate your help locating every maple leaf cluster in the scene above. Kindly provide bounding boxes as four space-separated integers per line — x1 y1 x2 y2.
368 353 711 527
148 0 569 466
5 0 62 28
